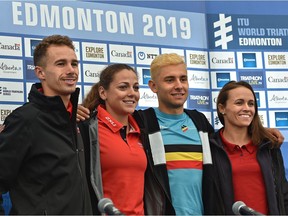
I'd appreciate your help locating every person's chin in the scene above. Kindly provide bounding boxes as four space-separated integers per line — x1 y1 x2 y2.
173 101 185 107
125 108 136 114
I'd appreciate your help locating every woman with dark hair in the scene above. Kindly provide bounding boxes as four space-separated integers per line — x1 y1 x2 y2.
78 64 170 215
203 81 288 215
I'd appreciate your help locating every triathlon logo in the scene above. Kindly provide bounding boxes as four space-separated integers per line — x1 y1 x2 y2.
214 14 233 50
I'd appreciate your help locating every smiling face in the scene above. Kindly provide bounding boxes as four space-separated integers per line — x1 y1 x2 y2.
148 63 188 114
99 69 140 121
34 45 79 102
218 86 255 129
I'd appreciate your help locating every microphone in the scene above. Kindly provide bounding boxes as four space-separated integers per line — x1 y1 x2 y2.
232 201 264 215
98 198 124 215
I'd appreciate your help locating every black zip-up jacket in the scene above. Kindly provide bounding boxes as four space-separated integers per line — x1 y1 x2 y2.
203 130 288 215
0 83 92 215
138 108 214 215
78 109 173 215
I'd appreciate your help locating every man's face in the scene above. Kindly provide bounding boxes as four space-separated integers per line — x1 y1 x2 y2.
35 45 79 98
148 63 188 114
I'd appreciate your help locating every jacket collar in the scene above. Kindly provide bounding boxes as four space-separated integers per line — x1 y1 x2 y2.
28 83 79 121
210 127 271 150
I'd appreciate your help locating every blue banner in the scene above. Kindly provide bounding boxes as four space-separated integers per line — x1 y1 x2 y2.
0 1 207 48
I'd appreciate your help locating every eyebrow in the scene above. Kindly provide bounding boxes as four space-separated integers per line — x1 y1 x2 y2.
55 59 79 63
118 81 139 85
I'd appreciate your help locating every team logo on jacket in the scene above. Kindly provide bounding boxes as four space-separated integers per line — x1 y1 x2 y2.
181 125 188 132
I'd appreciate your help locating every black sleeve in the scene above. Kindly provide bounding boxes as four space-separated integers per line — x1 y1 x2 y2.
277 150 288 214
0 194 4 215
0 109 32 194
271 149 288 214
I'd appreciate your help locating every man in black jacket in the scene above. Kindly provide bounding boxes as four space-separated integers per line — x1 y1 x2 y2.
0 35 92 215
138 53 284 215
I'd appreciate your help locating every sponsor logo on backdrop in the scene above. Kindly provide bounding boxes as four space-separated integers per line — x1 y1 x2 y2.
138 88 158 107
216 73 230 87
86 46 105 58
84 70 100 80
188 70 210 89
186 50 208 69
237 52 263 69
275 112 288 127
188 90 210 109
138 52 145 60
0 58 23 79
0 36 22 56
0 81 24 102
82 64 106 83
266 72 288 88
25 59 37 81
111 50 132 58
242 53 257 67
213 14 233 50
111 49 132 59
267 91 288 108
239 71 264 88
209 51 235 69
82 42 107 62
136 46 159 65
211 71 237 89
264 52 288 69
137 52 157 61
30 39 41 56
0 42 21 51
109 44 134 64
142 69 151 85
